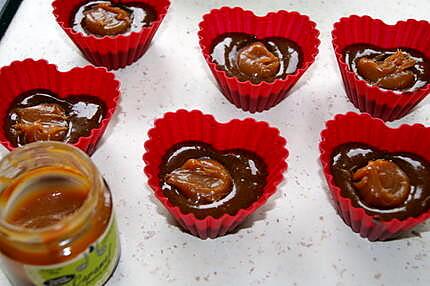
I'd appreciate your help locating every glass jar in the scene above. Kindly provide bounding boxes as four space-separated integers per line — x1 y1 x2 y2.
0 142 120 286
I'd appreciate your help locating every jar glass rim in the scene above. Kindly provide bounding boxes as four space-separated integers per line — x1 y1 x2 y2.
0 142 101 243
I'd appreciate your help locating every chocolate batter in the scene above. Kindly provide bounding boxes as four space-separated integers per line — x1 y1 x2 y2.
344 44 430 91
211 32 302 84
6 90 105 146
72 1 157 37
160 142 268 219
330 143 430 221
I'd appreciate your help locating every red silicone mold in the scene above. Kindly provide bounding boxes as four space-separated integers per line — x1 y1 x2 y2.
0 59 120 155
320 112 430 241
143 110 288 239
53 0 170 70
332 15 430 121
198 7 320 113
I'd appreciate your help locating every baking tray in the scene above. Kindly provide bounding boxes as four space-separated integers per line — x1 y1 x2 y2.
0 0 22 40
0 0 429 285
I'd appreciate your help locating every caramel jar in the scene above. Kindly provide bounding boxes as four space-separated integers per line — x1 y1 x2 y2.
0 142 120 285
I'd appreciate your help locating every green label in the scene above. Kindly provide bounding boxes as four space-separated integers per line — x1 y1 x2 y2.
24 216 120 286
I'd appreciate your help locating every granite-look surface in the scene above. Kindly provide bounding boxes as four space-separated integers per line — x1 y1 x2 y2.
0 0 429 285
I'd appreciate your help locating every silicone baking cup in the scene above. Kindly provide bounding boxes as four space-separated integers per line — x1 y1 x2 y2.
143 110 288 239
332 15 430 121
320 112 430 241
53 0 170 70
0 59 120 155
198 7 320 113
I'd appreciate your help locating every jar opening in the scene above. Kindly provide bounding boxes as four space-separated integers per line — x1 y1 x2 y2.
1 166 90 230
0 142 100 242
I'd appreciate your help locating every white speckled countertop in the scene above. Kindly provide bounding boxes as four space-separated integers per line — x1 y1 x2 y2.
0 0 429 285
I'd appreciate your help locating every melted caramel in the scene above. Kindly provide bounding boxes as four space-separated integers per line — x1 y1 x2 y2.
330 143 430 220
160 142 268 219
165 158 233 205
11 103 68 143
6 90 105 147
73 1 157 37
5 169 89 229
356 50 417 90
352 159 410 209
237 42 280 80
0 166 112 265
211 33 302 84
344 44 430 92
81 2 132 36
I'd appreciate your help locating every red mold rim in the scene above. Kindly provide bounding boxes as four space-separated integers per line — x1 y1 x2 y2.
319 112 430 235
143 110 289 235
332 15 430 107
198 6 320 90
52 0 170 42
0 59 120 154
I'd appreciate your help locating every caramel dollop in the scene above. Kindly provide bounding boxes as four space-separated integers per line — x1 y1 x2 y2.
165 158 233 205
237 42 280 80
352 159 410 209
81 3 132 36
357 50 417 90
11 103 69 144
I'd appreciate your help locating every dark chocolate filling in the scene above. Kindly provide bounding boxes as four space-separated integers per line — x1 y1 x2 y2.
72 0 157 37
210 32 302 84
343 44 430 92
330 143 430 221
159 142 268 219
6 90 105 146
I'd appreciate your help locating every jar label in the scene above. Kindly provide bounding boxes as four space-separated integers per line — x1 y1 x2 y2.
24 216 120 286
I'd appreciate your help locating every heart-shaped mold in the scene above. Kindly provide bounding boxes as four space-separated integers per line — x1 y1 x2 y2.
332 15 430 121
199 7 320 113
320 112 430 241
53 0 170 70
143 110 288 239
0 59 120 155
